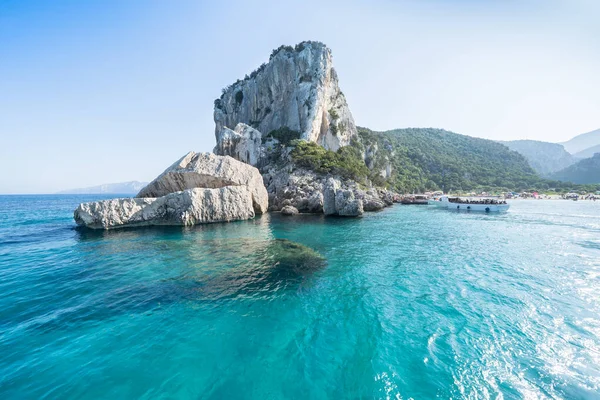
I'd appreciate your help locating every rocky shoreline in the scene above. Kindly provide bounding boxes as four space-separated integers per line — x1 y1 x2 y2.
263 166 396 216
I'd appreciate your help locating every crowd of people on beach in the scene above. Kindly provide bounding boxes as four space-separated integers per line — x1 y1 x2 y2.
564 193 599 201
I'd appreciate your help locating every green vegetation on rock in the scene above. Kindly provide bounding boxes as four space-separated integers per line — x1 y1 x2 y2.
280 127 599 193
290 140 369 182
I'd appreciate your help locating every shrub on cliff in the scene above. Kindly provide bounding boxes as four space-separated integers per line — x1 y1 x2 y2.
264 127 302 145
290 141 369 182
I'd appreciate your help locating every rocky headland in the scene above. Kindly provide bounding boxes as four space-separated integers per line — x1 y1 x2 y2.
213 41 397 217
75 41 398 229
214 41 357 153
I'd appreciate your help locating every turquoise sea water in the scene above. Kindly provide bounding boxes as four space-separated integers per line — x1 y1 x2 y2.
1 195 600 399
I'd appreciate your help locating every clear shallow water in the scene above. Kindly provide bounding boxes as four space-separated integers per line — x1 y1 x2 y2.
1 195 600 399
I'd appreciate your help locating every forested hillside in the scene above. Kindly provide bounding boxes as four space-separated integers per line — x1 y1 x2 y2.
549 153 600 184
285 127 599 193
355 128 599 193
500 140 576 176
356 128 541 192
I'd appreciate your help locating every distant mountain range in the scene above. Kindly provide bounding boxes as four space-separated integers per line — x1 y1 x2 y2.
502 129 600 184
560 129 600 155
57 181 148 195
572 143 600 159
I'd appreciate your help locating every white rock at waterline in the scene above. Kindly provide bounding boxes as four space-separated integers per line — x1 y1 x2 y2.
74 187 255 230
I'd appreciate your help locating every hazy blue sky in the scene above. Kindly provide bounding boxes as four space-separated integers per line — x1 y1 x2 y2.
1 0 599 193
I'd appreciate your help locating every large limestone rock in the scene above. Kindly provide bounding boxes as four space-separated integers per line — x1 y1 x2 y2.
335 189 363 217
74 152 269 229
214 41 357 153
137 152 268 214
213 123 265 167
323 177 363 216
74 187 255 229
322 177 339 215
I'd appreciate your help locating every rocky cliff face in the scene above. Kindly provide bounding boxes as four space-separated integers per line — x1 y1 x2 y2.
210 42 395 217
214 41 357 153
213 123 266 168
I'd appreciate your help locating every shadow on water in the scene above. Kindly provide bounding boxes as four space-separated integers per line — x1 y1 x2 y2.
26 229 327 334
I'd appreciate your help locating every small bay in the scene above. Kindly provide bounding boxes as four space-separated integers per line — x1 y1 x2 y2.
1 195 599 399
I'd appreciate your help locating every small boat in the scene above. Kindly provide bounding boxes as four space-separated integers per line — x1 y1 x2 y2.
433 195 509 212
401 194 430 205
427 196 447 207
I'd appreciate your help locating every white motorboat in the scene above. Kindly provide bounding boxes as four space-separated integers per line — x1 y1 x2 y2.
431 195 509 212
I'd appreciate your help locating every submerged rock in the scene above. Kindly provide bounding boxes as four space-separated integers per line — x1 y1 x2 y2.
74 187 255 229
137 151 268 214
263 239 327 275
214 41 357 153
183 238 328 300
